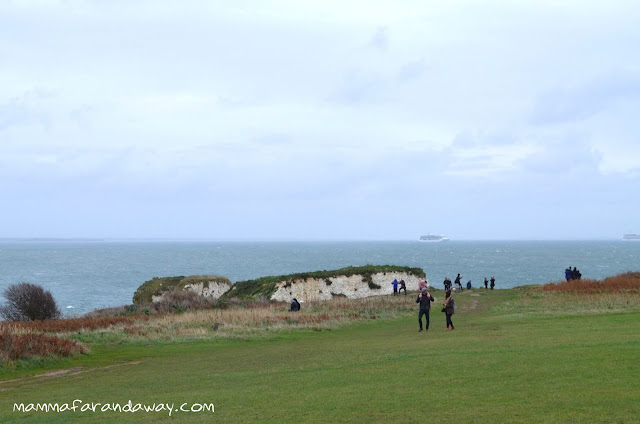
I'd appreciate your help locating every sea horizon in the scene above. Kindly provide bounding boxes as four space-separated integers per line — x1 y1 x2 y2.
2 239 639 317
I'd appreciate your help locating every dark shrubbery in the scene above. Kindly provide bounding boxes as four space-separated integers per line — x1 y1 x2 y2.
368 281 382 290
0 282 61 321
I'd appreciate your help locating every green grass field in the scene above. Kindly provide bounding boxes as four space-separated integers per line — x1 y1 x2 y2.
1 288 639 423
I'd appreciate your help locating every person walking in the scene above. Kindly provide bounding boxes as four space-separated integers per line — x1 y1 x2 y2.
398 279 407 295
416 288 435 332
490 276 495 290
391 278 399 296
443 290 455 331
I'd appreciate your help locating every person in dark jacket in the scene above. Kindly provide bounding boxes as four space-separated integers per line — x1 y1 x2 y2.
572 267 581 280
443 277 451 291
443 290 455 331
490 276 495 290
484 277 489 289
398 279 407 295
289 298 300 312
416 290 435 332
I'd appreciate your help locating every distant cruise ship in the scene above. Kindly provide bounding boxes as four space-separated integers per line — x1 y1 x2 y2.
623 233 640 240
419 234 450 242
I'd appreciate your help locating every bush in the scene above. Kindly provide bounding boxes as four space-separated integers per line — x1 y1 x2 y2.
0 282 61 321
151 290 212 314
0 331 87 361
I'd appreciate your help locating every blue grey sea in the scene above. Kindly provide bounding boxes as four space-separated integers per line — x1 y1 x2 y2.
1 240 639 317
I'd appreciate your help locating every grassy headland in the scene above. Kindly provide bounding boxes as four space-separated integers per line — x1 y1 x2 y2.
1 272 639 423
222 264 426 300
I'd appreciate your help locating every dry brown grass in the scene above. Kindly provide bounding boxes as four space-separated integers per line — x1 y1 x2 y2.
542 272 640 293
498 273 640 317
0 294 422 358
0 316 133 333
0 331 88 361
81 294 421 341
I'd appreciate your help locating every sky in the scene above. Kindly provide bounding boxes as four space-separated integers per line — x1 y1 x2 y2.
1 0 639 241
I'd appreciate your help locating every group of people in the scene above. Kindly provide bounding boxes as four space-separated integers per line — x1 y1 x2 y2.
391 278 407 295
291 273 500 331
416 280 456 332
444 274 495 291
565 267 582 281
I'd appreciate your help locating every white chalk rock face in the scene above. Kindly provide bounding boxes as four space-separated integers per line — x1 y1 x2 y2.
151 281 231 302
270 272 424 302
183 281 231 299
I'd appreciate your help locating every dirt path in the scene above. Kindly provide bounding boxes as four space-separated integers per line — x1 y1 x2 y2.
0 361 141 392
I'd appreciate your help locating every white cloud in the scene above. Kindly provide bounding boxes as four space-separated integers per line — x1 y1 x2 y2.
1 0 639 239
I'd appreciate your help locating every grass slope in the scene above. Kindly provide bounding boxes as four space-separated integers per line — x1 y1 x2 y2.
1 289 639 423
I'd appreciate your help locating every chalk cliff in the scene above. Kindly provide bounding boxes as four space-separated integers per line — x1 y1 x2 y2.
133 275 232 304
270 272 424 302
222 265 427 302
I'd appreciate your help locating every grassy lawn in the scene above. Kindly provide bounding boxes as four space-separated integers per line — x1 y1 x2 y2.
1 289 639 423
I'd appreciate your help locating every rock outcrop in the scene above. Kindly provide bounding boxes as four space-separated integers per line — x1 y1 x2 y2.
133 275 231 304
270 272 424 302
222 265 427 302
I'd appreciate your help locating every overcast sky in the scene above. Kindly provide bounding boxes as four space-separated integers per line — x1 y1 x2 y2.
1 0 639 240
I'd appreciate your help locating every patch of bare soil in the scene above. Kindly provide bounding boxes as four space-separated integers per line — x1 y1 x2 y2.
0 362 141 392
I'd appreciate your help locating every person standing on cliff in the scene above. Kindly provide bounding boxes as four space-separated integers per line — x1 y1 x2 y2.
398 279 407 295
484 277 489 289
490 276 495 290
416 288 435 332
391 279 399 296
454 273 462 289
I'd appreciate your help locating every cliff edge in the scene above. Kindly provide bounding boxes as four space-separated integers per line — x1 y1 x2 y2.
222 265 426 302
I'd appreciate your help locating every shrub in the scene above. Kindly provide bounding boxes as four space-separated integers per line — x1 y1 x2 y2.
151 290 211 314
0 331 87 361
0 282 61 321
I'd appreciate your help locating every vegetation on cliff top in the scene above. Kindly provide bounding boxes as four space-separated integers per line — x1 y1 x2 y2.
222 265 426 300
132 275 231 304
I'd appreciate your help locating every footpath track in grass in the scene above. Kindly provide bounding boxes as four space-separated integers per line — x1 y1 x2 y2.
1 289 639 423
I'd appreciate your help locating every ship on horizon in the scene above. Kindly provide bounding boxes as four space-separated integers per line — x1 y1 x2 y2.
623 233 640 240
419 234 450 242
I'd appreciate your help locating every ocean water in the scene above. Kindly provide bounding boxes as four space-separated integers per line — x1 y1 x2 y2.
1 240 639 317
